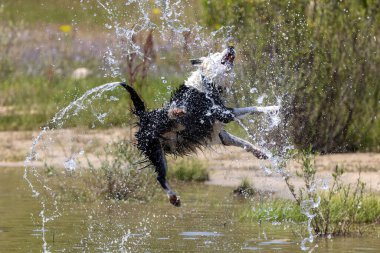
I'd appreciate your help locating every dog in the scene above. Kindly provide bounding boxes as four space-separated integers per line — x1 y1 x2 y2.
120 46 279 207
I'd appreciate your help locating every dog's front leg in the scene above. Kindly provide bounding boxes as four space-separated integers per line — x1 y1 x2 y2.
233 106 279 119
219 130 268 159
146 140 181 207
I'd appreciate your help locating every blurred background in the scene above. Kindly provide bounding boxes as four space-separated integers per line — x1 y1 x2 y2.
0 0 379 153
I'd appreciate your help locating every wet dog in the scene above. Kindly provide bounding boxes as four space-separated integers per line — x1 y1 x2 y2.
120 47 278 206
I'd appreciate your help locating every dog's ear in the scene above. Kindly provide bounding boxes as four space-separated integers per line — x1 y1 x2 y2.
190 59 203 65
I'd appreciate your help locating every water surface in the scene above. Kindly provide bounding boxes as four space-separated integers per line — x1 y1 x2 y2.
0 168 379 252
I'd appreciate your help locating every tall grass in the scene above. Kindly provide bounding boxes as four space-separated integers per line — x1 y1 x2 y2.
1 0 380 152
0 75 180 130
87 140 158 201
233 178 257 198
241 149 380 236
203 0 380 152
167 158 209 182
1 0 204 27
44 140 159 202
285 150 380 235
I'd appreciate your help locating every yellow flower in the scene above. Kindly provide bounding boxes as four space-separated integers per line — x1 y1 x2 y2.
214 23 221 30
152 8 161 15
59 25 72 33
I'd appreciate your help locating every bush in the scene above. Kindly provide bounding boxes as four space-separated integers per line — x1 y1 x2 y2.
241 149 380 235
233 178 257 198
203 0 380 152
87 140 158 202
283 149 380 236
167 158 209 182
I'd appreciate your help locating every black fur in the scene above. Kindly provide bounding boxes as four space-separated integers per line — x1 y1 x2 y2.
121 80 235 206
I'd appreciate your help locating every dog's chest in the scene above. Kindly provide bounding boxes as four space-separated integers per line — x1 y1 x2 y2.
160 87 215 153
160 120 223 154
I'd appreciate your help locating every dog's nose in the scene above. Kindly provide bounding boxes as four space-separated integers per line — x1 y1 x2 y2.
227 46 235 55
221 46 236 66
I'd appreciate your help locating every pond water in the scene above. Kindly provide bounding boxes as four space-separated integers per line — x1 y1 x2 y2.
1 167 379 252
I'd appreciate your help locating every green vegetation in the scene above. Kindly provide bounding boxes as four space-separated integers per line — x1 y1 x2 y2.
242 199 306 223
1 0 203 27
287 150 380 235
203 0 380 152
243 190 380 236
0 75 179 130
167 158 209 182
43 141 210 202
1 0 379 153
241 149 380 236
44 140 159 202
87 139 158 201
233 178 257 198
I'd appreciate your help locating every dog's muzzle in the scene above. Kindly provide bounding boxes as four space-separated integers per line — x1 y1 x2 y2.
221 46 236 67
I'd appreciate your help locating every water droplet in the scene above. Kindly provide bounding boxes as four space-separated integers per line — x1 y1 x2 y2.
64 158 76 172
250 87 257 93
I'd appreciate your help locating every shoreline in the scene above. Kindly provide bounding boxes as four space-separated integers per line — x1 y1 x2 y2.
1 129 379 198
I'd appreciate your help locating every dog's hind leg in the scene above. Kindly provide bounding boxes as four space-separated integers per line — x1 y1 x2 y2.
233 106 279 119
219 130 268 159
146 140 181 207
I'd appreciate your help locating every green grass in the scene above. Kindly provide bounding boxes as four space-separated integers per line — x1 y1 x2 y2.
242 199 306 223
43 141 210 203
0 75 182 130
233 178 257 198
1 0 380 152
1 0 130 27
1 0 204 27
203 0 380 152
168 158 209 182
242 192 380 231
44 140 159 202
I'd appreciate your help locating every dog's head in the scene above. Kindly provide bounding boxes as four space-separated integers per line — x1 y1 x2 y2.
185 46 236 92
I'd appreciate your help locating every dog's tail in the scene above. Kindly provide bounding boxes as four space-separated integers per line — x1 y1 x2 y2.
120 82 145 116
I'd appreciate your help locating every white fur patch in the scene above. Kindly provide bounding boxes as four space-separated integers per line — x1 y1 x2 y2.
184 49 234 92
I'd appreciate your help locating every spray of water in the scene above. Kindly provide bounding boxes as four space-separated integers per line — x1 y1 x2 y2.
24 0 324 251
24 82 119 251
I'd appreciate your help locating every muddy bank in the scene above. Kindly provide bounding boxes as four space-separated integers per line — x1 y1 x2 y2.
1 129 379 199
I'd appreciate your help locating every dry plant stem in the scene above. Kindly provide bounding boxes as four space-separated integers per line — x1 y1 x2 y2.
126 30 154 87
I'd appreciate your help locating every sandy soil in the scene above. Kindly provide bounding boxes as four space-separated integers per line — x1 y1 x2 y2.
1 129 379 199
197 147 380 198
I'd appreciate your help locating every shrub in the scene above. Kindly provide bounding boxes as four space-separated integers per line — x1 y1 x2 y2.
284 149 380 236
233 178 257 198
203 0 380 152
167 158 209 182
87 140 158 202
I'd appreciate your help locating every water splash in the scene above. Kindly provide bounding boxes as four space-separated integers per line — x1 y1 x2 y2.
81 0 234 80
24 82 123 252
24 1 324 252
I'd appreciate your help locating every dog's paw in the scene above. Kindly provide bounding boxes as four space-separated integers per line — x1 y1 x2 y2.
169 194 181 207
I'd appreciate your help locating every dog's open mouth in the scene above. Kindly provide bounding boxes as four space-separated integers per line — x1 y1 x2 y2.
221 46 235 67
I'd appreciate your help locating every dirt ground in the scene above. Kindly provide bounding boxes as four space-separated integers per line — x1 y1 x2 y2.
199 147 380 198
1 129 379 199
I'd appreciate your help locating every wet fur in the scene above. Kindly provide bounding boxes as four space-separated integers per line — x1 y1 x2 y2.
120 47 272 207
121 78 235 203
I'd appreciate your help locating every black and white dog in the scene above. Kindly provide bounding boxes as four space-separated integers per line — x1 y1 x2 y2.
121 47 278 206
